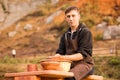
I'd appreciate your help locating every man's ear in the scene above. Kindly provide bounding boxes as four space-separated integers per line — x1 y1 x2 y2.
65 16 67 21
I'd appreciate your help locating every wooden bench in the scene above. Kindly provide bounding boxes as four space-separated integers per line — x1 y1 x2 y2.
83 75 103 80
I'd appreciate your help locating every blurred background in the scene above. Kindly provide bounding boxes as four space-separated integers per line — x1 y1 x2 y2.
0 0 120 80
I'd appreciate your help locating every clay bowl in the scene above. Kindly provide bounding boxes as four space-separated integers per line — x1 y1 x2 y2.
40 60 71 72
40 61 60 70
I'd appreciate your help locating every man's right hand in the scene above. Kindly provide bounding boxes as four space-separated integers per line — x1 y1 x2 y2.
48 54 64 61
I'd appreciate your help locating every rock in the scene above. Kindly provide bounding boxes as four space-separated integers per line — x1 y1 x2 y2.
46 10 62 24
103 29 111 40
15 23 20 30
0 4 5 22
24 24 33 31
0 0 46 30
103 25 120 40
51 0 59 5
116 16 120 23
96 21 108 30
12 49 16 57
8 31 17 37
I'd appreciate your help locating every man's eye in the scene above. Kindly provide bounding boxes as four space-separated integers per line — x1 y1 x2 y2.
67 15 70 18
72 15 75 17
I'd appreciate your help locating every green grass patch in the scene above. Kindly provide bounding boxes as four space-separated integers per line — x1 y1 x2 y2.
94 56 120 80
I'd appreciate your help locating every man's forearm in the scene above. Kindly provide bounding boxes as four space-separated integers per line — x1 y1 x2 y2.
62 53 83 61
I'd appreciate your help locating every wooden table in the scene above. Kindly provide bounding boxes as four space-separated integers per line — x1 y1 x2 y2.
5 70 74 80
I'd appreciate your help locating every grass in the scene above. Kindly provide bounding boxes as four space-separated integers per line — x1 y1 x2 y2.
0 55 48 64
0 55 48 80
0 55 120 80
94 56 120 80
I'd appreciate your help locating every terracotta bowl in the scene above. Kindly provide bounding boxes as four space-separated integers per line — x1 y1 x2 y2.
40 60 71 72
40 61 60 70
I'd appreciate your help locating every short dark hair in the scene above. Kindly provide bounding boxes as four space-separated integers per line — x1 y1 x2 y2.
65 6 79 14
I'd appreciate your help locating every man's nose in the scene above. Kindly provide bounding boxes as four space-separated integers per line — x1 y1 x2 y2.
69 16 73 20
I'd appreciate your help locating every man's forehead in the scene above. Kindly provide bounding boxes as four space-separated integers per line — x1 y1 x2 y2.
65 10 79 15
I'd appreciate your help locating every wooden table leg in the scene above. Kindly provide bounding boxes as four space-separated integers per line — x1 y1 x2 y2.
14 76 40 80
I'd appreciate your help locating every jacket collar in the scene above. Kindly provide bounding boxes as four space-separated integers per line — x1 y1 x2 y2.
67 23 83 33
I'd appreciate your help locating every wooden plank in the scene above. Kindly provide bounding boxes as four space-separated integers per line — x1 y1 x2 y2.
5 70 74 78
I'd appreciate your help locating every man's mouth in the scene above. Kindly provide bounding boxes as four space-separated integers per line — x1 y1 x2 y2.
70 21 73 24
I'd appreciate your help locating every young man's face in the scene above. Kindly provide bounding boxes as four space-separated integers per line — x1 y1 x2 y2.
65 10 80 28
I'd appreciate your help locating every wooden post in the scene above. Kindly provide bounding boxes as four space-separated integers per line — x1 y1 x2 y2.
114 39 118 56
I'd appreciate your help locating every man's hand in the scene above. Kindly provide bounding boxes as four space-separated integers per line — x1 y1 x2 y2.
48 54 64 61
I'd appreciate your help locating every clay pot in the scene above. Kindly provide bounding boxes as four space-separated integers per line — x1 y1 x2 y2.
40 60 71 71
27 64 38 71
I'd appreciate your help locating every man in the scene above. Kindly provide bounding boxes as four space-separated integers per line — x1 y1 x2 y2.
50 6 94 80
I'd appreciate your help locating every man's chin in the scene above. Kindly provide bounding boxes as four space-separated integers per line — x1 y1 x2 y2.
68 24 74 26
69 25 75 27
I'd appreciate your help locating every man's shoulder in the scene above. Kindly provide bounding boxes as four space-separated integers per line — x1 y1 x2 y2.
79 23 90 32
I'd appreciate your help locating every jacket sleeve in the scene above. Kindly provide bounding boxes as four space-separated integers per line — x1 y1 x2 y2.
77 28 93 57
56 34 66 55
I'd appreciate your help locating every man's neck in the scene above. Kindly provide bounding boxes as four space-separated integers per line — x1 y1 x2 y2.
71 25 79 33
